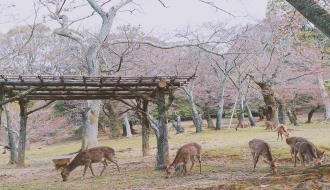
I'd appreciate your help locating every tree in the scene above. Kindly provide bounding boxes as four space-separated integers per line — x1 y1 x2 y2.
42 0 133 150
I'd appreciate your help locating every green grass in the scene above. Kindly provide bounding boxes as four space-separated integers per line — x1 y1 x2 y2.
0 120 329 189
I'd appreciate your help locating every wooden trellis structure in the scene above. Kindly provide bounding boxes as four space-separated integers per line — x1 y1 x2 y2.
0 74 197 167
0 75 196 100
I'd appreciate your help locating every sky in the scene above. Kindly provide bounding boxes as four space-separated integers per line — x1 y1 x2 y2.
0 0 268 35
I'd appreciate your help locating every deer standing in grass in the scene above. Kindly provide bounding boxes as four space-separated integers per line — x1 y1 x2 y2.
248 139 277 173
276 124 290 141
166 142 202 178
235 120 251 131
286 137 324 164
293 141 322 167
60 146 120 181
265 121 275 130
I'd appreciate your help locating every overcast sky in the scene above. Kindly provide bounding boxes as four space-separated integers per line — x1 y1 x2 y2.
0 0 268 34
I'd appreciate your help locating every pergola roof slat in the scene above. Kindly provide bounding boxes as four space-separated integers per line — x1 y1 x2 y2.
0 75 197 101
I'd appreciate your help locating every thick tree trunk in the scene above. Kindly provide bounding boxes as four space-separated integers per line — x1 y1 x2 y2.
276 98 287 125
141 100 150 156
107 100 121 137
155 85 169 170
181 86 202 132
307 104 320 123
80 107 96 151
256 81 279 127
258 106 265 121
17 98 28 167
318 76 330 122
286 0 330 39
205 107 215 128
4 103 17 164
244 101 256 127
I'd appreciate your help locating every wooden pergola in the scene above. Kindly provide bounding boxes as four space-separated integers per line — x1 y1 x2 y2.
0 74 196 100
0 74 197 167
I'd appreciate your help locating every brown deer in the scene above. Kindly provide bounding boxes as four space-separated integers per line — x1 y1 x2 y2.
286 137 325 163
248 139 277 173
294 141 322 167
60 146 120 181
265 121 275 130
166 142 202 178
235 120 251 131
276 124 290 141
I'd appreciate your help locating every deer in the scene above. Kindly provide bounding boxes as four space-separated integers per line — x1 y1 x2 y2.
276 124 290 141
265 121 275 130
293 141 322 167
235 120 251 131
60 146 120 181
165 142 202 178
286 137 325 163
248 139 277 173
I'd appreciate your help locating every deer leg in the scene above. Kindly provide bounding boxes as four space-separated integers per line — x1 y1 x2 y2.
83 162 91 178
99 160 108 176
189 157 195 172
89 164 95 176
299 152 305 167
197 155 202 174
106 156 120 173
294 149 298 167
252 153 259 172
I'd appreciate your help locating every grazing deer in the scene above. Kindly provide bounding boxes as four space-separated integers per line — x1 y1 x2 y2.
276 124 290 141
287 137 325 159
235 120 251 131
248 139 277 173
166 142 202 178
265 121 275 130
60 146 120 181
294 141 322 167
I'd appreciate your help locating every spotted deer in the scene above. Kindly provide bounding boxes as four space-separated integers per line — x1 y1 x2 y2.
60 146 120 181
294 141 322 167
265 121 275 130
276 124 290 141
166 142 202 178
235 120 251 131
248 139 277 173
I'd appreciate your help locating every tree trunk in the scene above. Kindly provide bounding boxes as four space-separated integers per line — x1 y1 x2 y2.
123 113 132 137
17 98 28 167
318 75 330 122
141 100 150 156
80 108 95 151
181 86 202 132
0 85 3 139
286 0 330 39
307 104 320 123
228 97 238 128
244 101 256 127
169 120 184 133
155 85 169 170
255 81 279 127
107 100 121 138
258 106 265 121
276 98 287 125
205 107 215 128
287 109 299 126
4 103 17 164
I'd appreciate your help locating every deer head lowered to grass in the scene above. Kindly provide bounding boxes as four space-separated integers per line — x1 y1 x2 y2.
248 139 277 173
166 142 202 178
60 146 120 181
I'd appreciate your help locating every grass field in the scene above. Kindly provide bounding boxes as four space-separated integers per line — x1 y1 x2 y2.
0 117 329 189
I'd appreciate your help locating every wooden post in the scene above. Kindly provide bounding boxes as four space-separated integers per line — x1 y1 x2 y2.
155 81 169 169
52 155 73 170
17 97 28 167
